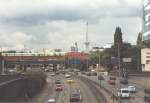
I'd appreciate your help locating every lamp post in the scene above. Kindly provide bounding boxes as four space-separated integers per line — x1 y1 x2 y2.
98 47 104 87
117 43 121 103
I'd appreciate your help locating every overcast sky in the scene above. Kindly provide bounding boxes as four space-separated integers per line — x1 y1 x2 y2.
0 0 142 51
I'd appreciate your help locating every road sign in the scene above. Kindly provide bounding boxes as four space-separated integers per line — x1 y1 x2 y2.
122 58 132 63
111 57 119 64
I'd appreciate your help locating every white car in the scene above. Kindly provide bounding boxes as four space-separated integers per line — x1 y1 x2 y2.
118 88 130 98
128 86 136 93
65 74 71 78
47 98 55 103
50 73 55 77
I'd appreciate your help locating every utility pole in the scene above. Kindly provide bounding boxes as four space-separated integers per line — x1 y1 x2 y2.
118 43 121 103
75 42 78 69
99 51 101 87
1 58 5 75
98 47 103 87
86 56 89 71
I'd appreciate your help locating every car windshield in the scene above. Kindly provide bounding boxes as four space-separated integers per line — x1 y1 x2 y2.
71 93 79 97
122 90 129 93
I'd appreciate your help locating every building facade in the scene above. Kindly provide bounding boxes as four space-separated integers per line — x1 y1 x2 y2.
143 0 150 42
141 48 150 71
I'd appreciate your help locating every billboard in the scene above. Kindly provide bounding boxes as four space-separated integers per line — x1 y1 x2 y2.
143 0 150 42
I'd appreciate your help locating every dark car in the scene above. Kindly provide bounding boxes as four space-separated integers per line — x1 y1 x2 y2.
109 76 116 80
81 72 86 75
91 72 97 76
55 72 59 75
120 79 128 85
144 94 150 102
144 88 150 94
70 92 82 102
86 72 91 76
98 75 104 80
55 79 61 84
61 70 66 74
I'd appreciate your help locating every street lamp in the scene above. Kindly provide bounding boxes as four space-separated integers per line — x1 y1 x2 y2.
98 47 104 87
117 43 121 103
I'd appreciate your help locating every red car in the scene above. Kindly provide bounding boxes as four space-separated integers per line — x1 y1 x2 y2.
55 84 63 91
108 80 115 85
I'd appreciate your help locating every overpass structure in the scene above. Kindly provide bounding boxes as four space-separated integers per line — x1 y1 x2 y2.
0 55 65 74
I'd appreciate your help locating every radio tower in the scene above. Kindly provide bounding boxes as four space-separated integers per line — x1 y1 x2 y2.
85 22 90 53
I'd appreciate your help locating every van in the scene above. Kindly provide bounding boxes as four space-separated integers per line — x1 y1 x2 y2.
117 88 130 98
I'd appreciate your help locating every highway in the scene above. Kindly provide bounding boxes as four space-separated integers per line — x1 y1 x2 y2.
28 71 149 103
80 73 145 103
29 72 106 103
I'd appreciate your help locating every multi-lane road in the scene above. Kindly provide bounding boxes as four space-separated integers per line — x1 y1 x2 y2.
30 73 106 103
81 73 146 103
29 71 149 103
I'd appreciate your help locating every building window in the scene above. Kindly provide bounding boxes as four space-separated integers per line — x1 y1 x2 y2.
147 52 150 54
146 56 150 58
146 60 150 64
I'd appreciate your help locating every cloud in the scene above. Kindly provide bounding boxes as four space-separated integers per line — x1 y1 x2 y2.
0 0 141 26
0 31 32 50
0 0 142 51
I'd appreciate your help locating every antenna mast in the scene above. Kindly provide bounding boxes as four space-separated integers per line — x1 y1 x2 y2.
85 22 90 53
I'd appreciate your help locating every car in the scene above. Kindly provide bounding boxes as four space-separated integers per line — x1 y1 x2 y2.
144 94 150 102
55 79 61 84
118 88 130 99
91 72 97 76
55 71 59 75
144 88 150 102
45 68 50 72
66 78 74 84
74 72 78 75
109 76 116 80
120 79 128 85
55 84 63 91
86 72 91 76
47 98 56 103
81 72 86 75
61 70 66 74
50 73 55 77
65 74 71 78
108 80 115 85
144 88 150 94
128 86 136 93
98 75 104 80
70 92 82 102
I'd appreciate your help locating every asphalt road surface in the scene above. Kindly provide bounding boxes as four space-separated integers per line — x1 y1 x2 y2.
81 73 145 103
30 73 105 103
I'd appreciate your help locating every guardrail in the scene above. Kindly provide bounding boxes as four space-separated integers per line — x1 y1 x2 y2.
79 75 121 103
79 76 107 103
0 77 24 86
109 72 150 77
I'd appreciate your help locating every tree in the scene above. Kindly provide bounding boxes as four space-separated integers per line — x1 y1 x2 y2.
136 32 143 47
114 27 123 44
89 51 99 64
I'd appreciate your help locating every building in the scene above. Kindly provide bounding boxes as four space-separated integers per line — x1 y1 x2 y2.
141 48 150 71
64 51 89 69
91 47 104 52
142 0 150 42
70 46 76 52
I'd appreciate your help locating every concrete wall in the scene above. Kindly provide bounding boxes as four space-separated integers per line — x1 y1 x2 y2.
0 72 46 102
